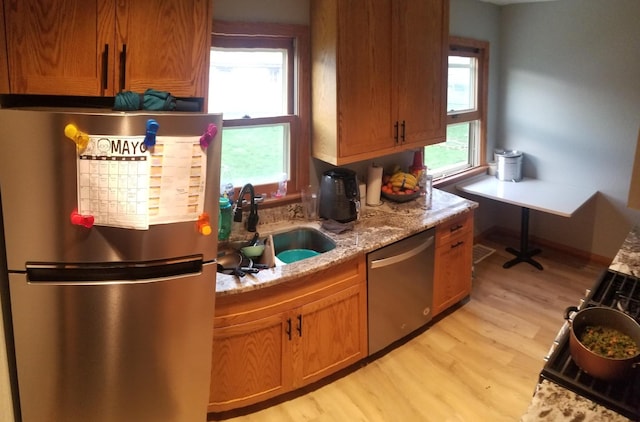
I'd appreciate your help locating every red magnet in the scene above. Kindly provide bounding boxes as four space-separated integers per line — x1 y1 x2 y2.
70 209 95 228
64 124 89 152
199 124 218 149
196 212 212 236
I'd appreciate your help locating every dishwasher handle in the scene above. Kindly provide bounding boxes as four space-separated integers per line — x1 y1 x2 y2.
369 235 434 269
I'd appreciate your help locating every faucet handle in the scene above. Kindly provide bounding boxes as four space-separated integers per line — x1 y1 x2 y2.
239 194 265 206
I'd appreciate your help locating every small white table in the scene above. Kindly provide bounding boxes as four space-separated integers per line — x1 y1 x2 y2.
456 175 597 270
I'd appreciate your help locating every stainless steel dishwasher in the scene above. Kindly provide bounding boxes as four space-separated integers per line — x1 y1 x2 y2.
367 228 435 355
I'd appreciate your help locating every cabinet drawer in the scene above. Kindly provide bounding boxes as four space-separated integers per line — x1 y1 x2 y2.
436 212 473 248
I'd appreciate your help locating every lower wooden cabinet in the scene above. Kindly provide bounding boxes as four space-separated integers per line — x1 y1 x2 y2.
296 283 364 386
209 256 367 413
433 211 474 316
209 312 291 411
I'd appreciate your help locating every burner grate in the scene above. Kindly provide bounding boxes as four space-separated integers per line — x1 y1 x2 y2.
540 269 640 420
590 270 640 320
617 294 640 317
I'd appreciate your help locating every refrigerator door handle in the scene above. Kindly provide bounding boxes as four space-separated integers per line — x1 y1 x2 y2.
25 255 203 284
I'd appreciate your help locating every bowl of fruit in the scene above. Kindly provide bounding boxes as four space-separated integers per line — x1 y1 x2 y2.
381 171 421 203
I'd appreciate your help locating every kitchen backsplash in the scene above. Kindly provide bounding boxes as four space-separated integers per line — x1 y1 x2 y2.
228 203 305 240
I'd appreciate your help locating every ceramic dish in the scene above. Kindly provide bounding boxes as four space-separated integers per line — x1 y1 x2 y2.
241 244 265 258
276 248 320 264
381 190 420 203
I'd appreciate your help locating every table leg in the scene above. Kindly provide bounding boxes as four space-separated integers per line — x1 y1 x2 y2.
503 207 543 270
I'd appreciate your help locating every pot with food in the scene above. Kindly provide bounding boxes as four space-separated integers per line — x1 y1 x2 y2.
565 306 640 380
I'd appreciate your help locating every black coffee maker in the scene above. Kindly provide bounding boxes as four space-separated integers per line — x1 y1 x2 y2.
319 168 360 223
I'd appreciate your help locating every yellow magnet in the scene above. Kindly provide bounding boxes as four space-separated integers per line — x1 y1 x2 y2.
64 124 89 152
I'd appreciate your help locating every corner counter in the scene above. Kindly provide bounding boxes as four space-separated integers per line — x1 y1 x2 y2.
521 225 640 422
216 188 478 296
609 225 640 277
522 379 631 421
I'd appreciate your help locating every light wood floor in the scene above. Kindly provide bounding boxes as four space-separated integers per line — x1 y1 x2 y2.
212 232 607 422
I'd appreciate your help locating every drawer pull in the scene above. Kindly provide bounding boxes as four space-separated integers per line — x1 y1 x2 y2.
451 241 464 249
450 224 463 233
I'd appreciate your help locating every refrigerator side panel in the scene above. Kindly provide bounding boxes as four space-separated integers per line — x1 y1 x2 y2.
0 191 18 422
0 110 222 267
9 263 216 422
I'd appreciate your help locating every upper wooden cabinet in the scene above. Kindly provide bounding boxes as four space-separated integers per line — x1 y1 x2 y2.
310 0 449 165
1 0 211 97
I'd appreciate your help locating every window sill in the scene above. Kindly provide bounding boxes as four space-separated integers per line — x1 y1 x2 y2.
433 166 487 189
256 193 302 210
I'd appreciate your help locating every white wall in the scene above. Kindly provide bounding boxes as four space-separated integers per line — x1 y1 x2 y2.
498 0 640 258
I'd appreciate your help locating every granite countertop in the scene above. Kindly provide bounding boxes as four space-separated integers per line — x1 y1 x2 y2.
609 224 640 276
522 379 631 422
521 225 640 422
215 188 477 296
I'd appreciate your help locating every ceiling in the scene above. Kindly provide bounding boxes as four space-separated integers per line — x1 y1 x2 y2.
478 0 558 5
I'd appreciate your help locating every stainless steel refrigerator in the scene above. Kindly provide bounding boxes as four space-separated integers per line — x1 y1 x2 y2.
0 109 222 422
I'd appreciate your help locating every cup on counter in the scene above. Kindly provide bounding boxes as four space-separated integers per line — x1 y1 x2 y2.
358 182 366 213
488 161 497 176
301 185 319 220
422 175 433 210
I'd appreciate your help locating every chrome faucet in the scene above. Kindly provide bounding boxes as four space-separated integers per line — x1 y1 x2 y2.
233 183 259 232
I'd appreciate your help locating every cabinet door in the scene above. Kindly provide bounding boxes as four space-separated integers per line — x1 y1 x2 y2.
115 0 211 98
394 0 448 147
433 229 473 316
293 283 367 387
208 313 292 413
335 0 394 159
4 0 115 95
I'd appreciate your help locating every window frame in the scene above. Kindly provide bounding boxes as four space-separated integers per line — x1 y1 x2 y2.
211 21 310 204
434 36 489 187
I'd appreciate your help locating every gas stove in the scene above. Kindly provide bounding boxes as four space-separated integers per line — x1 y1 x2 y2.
540 269 640 420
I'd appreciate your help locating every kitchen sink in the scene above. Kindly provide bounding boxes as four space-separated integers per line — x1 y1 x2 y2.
272 227 336 263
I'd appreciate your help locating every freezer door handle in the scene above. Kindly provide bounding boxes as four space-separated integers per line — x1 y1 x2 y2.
369 236 435 269
25 255 203 284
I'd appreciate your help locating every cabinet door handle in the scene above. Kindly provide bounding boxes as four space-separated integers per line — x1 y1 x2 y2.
119 44 127 92
394 121 399 144
285 318 292 340
296 315 303 337
401 120 406 143
451 241 464 249
101 44 109 91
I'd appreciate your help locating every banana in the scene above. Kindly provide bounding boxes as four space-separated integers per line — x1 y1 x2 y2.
390 172 417 190
390 172 416 183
